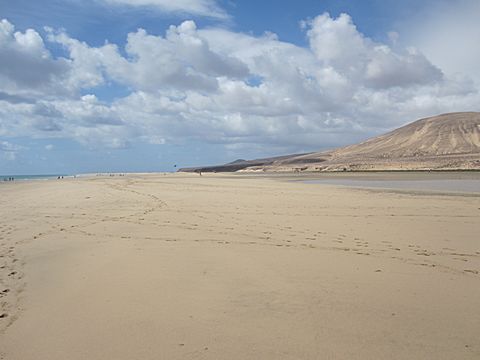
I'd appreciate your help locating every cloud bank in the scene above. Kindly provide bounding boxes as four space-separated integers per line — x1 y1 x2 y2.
0 11 479 161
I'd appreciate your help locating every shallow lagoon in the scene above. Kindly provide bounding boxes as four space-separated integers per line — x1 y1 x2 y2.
303 178 480 193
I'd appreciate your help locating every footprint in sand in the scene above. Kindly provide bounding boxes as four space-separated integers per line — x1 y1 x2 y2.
419 263 435 267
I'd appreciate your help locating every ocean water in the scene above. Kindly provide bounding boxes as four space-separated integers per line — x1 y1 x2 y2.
0 174 68 181
303 179 480 193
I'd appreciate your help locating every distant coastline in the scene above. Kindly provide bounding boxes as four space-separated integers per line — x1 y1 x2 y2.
0 174 69 182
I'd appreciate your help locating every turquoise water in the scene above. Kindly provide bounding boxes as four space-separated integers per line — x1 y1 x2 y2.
1 174 68 181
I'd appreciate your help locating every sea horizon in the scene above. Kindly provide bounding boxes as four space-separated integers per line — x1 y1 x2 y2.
0 174 69 181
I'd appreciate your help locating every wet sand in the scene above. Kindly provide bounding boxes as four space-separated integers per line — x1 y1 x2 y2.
302 178 480 193
1 173 479 359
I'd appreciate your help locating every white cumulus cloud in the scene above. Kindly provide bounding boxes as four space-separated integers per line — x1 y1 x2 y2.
306 13 443 88
0 13 479 156
0 19 71 97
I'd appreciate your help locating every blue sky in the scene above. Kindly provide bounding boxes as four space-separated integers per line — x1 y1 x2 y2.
1 0 479 174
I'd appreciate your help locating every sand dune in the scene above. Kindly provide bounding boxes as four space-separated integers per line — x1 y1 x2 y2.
1 173 479 359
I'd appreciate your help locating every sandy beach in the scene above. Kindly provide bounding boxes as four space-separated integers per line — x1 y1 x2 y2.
0 173 479 359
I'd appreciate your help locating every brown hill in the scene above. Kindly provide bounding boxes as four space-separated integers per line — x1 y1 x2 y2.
179 112 480 172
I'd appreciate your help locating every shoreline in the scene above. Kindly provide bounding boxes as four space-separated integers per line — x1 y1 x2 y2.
2 169 479 182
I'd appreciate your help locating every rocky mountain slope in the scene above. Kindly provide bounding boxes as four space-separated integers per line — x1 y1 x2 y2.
179 112 480 172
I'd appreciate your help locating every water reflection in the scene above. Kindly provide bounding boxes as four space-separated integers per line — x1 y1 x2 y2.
303 179 480 193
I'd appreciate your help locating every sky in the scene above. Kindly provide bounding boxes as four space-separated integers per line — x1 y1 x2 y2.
1 0 479 174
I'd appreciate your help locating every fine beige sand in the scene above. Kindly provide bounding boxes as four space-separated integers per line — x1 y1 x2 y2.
1 173 479 359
